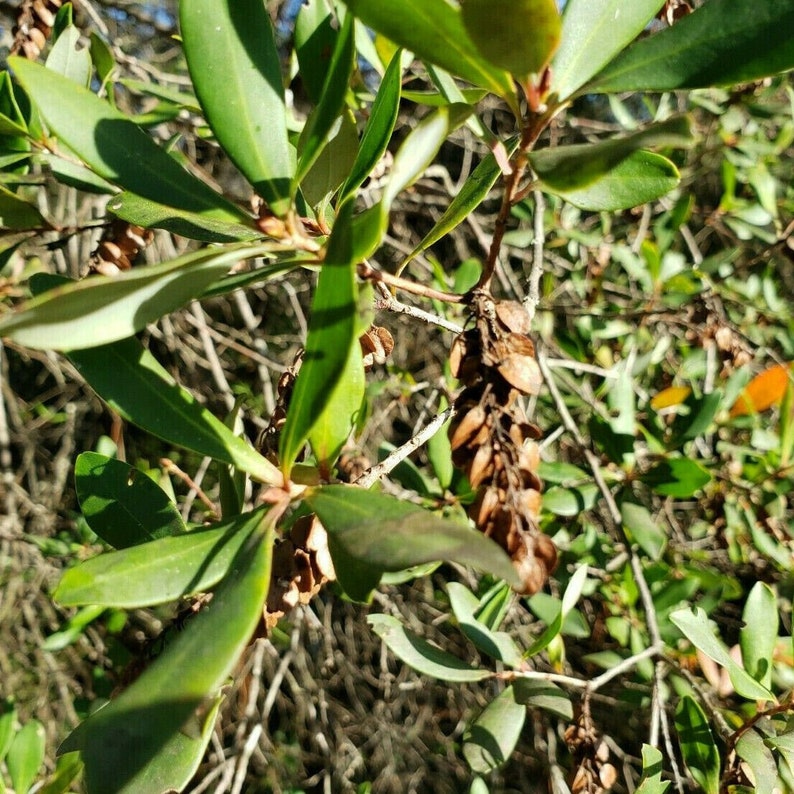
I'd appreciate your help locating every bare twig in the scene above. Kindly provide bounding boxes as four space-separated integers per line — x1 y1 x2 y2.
524 188 546 322
374 283 464 334
358 262 464 304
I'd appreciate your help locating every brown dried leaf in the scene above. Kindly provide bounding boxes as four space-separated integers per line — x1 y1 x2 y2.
449 403 488 450
497 353 542 395
467 441 495 488
495 300 532 335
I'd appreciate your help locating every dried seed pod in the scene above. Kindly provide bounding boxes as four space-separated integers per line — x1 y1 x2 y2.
467 441 496 488
468 486 501 526
449 403 488 451
495 300 532 335
497 352 542 395
360 325 394 368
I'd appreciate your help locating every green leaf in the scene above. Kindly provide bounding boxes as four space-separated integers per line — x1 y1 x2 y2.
587 0 794 93
463 686 525 773
54 506 268 608
526 565 588 656
67 337 281 485
38 152 117 194
300 110 359 207
0 701 16 764
0 184 49 230
642 457 711 498
38 751 83 794
60 523 273 794
295 0 339 105
675 696 720 794
9 57 248 223
621 502 666 560
512 678 573 720
340 0 516 107
447 582 523 667
340 49 402 201
0 244 270 350
305 485 522 599
551 0 664 101
542 484 598 517
42 605 106 652
669 390 722 446
89 32 116 88
636 744 671 794
670 606 774 701
107 192 261 242
179 0 293 216
740 582 778 689
549 150 680 211
75 452 187 549
7 720 45 794
45 25 91 86
368 614 491 682
736 730 779 794
294 14 355 190
529 116 693 193
279 200 358 475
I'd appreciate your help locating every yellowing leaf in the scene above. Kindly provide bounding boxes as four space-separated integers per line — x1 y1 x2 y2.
650 385 692 411
729 363 792 418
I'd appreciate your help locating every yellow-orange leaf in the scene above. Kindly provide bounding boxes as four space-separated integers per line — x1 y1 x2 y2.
650 386 692 411
729 363 793 418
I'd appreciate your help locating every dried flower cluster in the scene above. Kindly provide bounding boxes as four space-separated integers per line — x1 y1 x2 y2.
89 220 153 276
448 290 556 594
11 0 64 60
565 708 618 793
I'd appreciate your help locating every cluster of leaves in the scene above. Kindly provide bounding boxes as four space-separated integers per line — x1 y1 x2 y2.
0 0 793 792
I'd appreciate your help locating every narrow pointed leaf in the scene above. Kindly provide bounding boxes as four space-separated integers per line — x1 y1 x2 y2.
0 184 49 229
526 565 588 656
529 116 692 193
68 337 281 485
55 506 269 608
60 524 273 794
551 0 665 101
0 244 271 350
463 686 525 773
9 57 248 223
75 452 187 549
675 696 720 794
340 0 516 105
587 0 794 94
295 0 339 105
368 614 491 682
279 200 358 474
736 730 778 794
180 0 293 216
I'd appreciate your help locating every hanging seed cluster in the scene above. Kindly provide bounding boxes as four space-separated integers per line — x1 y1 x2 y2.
89 220 153 276
11 0 64 60
448 291 556 595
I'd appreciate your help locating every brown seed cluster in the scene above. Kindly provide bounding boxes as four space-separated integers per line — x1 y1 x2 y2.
11 0 64 60
565 708 618 793
89 220 153 276
448 291 556 595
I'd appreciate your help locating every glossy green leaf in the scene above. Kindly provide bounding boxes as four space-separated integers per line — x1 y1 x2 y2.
551 0 664 101
669 390 722 446
60 523 273 794
587 0 794 94
306 485 521 599
45 25 91 86
675 696 720 794
0 184 49 230
670 606 774 702
107 192 261 242
300 110 359 206
621 502 666 560
294 14 355 190
7 720 45 794
0 701 16 763
740 582 778 689
279 200 358 474
180 0 293 216
340 0 516 106
38 751 83 794
530 116 692 193
38 152 116 194
448 583 523 667
67 337 281 485
340 48 402 201
526 564 588 656
368 614 491 682
0 244 270 350
462 0 561 79
642 457 711 498
75 452 187 549
55 506 268 608
463 686 525 773
295 0 339 105
548 150 680 211
635 744 671 794
9 57 248 223
89 32 116 88
542 484 598 517
512 678 573 720
736 730 778 794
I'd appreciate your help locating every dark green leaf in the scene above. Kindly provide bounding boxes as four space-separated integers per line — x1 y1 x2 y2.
636 744 671 794
669 390 722 446
89 32 116 88
463 686 525 773
512 679 573 720
530 116 693 193
180 0 293 216
295 0 339 105
300 110 359 206
551 0 664 101
38 751 83 794
68 337 281 485
642 458 711 498
305 485 521 598
9 57 248 223
55 506 268 608
620 502 666 560
60 524 273 794
75 452 187 549
340 0 517 107
675 696 720 794
368 614 490 682
6 720 45 794
0 184 49 229
587 0 794 93
38 152 116 194
542 484 598 517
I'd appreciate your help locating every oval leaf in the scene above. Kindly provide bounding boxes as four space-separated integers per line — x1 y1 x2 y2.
6 720 45 794
179 0 293 216
54 506 269 608
75 452 187 549
739 582 778 689
368 613 491 682
463 686 526 773
729 363 792 418
60 523 274 794
641 457 711 499
674 696 720 794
